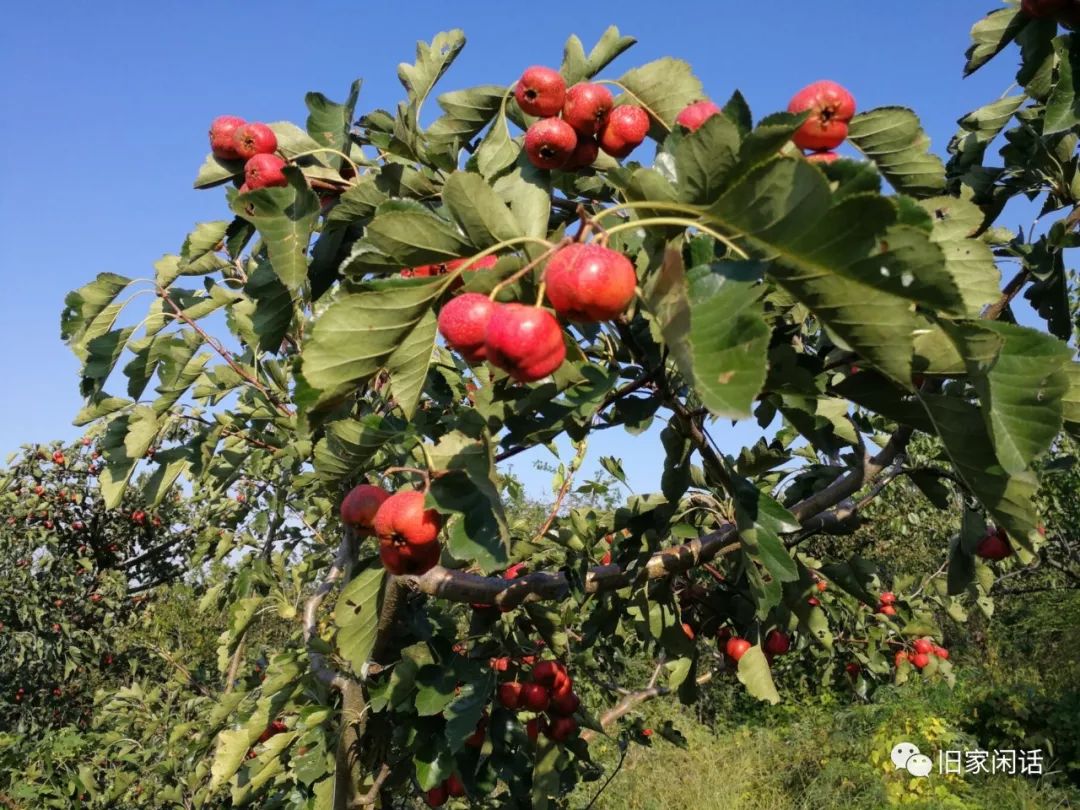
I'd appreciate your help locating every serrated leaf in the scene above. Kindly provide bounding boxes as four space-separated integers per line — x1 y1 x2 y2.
965 7 1025 76
61 273 132 359
736 646 780 704
361 202 473 267
335 567 386 672
617 57 705 139
918 197 1001 317
209 728 251 793
1045 34 1080 133
492 162 551 241
532 737 562 810
194 153 243 189
475 107 519 179
428 84 506 149
386 307 436 419
243 260 295 352
313 415 405 484
672 114 742 204
305 79 362 169
442 171 522 247
230 169 320 290
847 107 945 198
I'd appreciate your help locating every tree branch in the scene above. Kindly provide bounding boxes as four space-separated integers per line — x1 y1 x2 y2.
303 531 356 691
580 671 713 744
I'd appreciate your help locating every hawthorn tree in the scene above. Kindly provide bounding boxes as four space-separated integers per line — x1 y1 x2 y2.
56 2 1080 807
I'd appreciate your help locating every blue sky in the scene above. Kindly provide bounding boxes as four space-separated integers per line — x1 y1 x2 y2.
0 1 1027 496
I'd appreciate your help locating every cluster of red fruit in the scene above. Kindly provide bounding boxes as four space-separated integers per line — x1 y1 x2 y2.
245 719 289 760
876 590 898 616
435 242 636 382
424 773 466 807
515 66 650 170
716 627 791 665
208 116 287 191
341 484 442 576
895 637 949 670
1022 0 1080 25
497 660 580 743
786 80 856 164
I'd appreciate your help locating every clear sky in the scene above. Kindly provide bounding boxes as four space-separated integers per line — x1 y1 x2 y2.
0 1 1027 496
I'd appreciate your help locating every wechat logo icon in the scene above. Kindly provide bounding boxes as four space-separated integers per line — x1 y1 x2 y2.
891 742 933 778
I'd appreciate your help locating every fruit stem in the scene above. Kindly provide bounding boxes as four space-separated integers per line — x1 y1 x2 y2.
286 147 363 179
486 239 568 301
600 217 749 259
383 465 432 493
534 281 547 308
594 80 671 133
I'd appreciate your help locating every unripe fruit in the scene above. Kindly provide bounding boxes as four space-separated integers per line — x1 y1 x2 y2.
544 243 637 323
498 681 524 710
564 136 599 170
545 716 578 742
675 100 722 132
598 105 650 159
515 66 566 118
446 773 465 798
764 629 791 657
806 151 840 164
878 604 897 616
726 637 751 662
549 690 580 716
912 638 934 656
484 304 566 382
340 484 390 530
233 122 278 160
910 652 931 670
562 83 614 136
879 591 896 606
244 154 288 189
521 682 550 712
975 527 1013 561
788 80 856 152
438 294 498 362
209 116 246 160
524 118 577 169
373 491 441 546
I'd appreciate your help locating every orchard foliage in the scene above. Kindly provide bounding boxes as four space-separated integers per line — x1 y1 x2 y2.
49 3 1080 807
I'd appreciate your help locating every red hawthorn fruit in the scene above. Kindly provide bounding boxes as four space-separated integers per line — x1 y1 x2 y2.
526 716 546 742
209 115 246 160
562 83 614 136
520 682 550 712
601 551 612 565
379 535 440 576
549 690 580 716
425 784 449 808
642 728 654 737
682 622 696 641
912 638 935 656
805 151 840 164
374 491 441 546
879 591 897 606
564 136 599 170
51 624 61 633
33 485 45 496
340 483 390 530
54 599 64 608
975 527 1013 561
244 153 288 189
544 243 637 323
132 511 146 525
52 451 66 465
1020 0 1075 17
816 580 828 592
675 100 722 131
878 604 897 616
788 80 856 151
726 637 752 662
52 687 62 697
438 293 498 363
72 521 85 532
490 656 511 672
515 66 566 118
894 650 909 667
546 716 578 742
933 646 950 660
484 304 566 382
598 104 650 158
233 122 278 160
764 629 791 657
910 652 931 670
446 773 465 798
498 681 524 710
807 596 821 607
531 660 565 687
845 662 861 678
524 117 577 169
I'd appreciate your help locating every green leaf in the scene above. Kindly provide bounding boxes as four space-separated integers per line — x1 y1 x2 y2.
81 327 135 395
179 220 231 275
673 263 770 419
617 57 705 138
672 114 742 205
733 476 800 584
964 7 1025 76
243 260 295 352
194 154 243 189
426 431 509 572
444 670 494 753
296 277 448 417
399 30 466 113
919 392 1041 551
335 568 386 673
313 415 405 484
736 646 780 704
230 169 320 290
918 197 1001 317
385 307 437 420
583 26 637 79
847 107 946 198
61 273 132 360
492 162 552 241
428 84 506 150
209 728 251 793
359 202 472 268
442 171 522 247
305 79 362 169
1063 362 1080 437
532 737 562 810
954 321 1072 472
1045 34 1080 134
475 107 519 180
